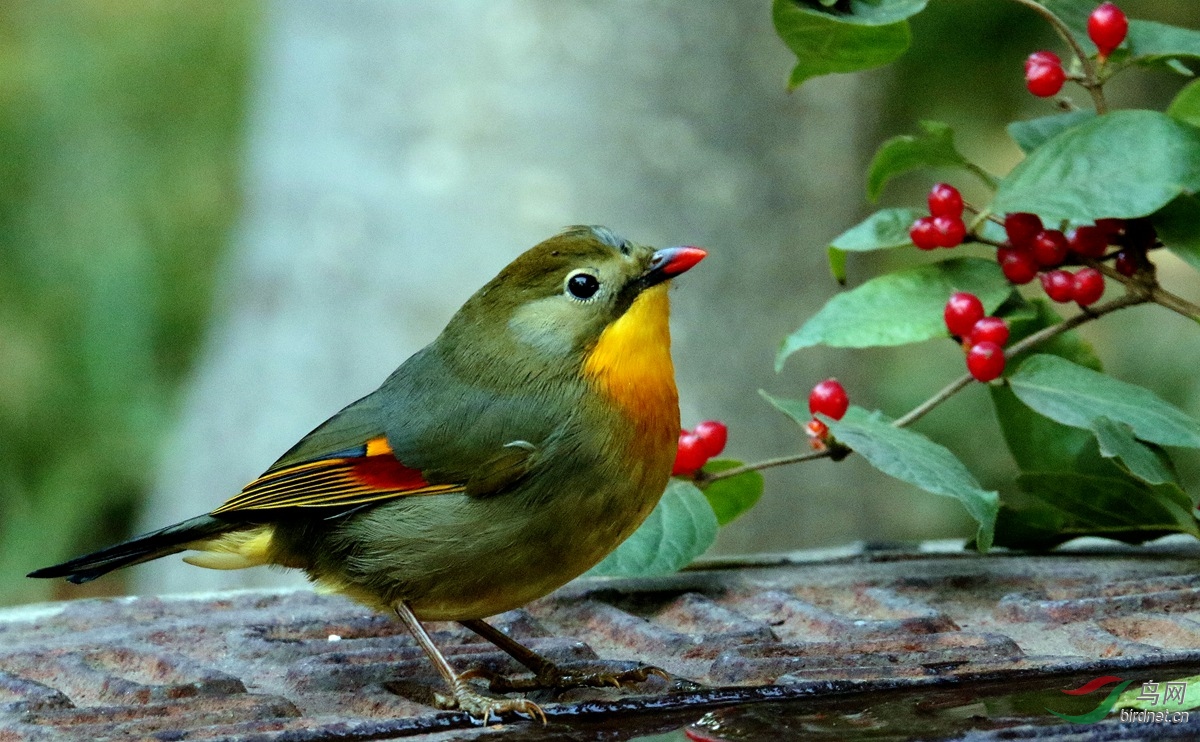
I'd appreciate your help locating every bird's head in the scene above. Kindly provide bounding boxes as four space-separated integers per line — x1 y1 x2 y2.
446 226 706 375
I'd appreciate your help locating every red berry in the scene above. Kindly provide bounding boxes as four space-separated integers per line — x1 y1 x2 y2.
928 183 964 218
1115 249 1138 276
1068 225 1108 259
1025 52 1066 97
1025 50 1062 73
1124 219 1158 250
692 420 728 458
1041 269 1075 302
1073 267 1105 306
998 248 1039 285
672 431 709 476
944 292 986 338
1032 229 1069 268
1095 218 1124 240
1004 212 1043 250
910 216 941 251
932 215 967 248
809 378 850 421
967 341 1006 382
1088 2 1128 57
968 316 1010 348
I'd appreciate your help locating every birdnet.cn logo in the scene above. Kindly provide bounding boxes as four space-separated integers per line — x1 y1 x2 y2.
1046 675 1192 725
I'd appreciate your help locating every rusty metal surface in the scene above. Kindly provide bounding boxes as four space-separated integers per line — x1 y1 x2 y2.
3 540 1200 740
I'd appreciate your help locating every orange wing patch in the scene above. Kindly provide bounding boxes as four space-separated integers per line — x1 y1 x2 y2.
212 437 462 515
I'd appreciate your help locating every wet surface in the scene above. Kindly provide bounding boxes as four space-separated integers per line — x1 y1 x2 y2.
3 540 1200 739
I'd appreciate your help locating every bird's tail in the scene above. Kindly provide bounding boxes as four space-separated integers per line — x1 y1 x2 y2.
27 515 242 584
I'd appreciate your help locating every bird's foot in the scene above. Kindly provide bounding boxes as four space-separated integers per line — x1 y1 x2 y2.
486 660 669 694
433 669 546 725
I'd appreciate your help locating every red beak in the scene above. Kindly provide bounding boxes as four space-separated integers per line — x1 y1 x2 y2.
643 246 707 286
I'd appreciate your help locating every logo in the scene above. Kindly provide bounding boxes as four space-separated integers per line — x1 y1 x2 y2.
1047 675 1133 723
1047 675 1192 724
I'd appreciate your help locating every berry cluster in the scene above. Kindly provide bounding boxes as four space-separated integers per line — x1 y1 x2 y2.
1025 3 1128 97
805 378 849 448
906 179 1161 308
672 420 728 476
908 183 1120 307
910 183 968 250
999 212 1112 307
945 292 1009 382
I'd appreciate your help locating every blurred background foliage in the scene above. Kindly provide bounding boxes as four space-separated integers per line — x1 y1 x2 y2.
0 1 255 603
3 1 1199 606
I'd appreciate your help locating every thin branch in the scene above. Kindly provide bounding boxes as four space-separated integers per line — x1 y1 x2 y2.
698 448 830 484
1149 287 1200 322
1086 260 1200 322
1008 0 1108 115
891 373 974 429
1004 288 1147 355
965 162 1001 191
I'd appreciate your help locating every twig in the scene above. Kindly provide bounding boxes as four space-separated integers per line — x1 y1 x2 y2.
696 449 831 484
891 374 975 429
965 162 1001 191
1086 260 1200 322
1008 0 1108 115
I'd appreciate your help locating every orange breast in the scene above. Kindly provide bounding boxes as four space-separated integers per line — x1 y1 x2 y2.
581 283 680 445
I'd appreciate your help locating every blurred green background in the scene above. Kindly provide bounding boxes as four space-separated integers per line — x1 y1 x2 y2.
0 1 254 602
3 1 1199 606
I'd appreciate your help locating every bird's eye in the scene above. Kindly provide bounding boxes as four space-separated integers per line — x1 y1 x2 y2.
566 271 601 300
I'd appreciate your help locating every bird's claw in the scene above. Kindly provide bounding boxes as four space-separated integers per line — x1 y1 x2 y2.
433 671 546 725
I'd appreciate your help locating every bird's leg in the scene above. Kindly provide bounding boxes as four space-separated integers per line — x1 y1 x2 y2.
392 603 545 724
459 618 668 693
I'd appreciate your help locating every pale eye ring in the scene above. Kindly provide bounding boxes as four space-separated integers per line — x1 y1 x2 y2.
565 270 601 301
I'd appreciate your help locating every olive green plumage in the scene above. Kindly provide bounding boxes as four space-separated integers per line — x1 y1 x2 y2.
33 226 702 619
31 226 706 722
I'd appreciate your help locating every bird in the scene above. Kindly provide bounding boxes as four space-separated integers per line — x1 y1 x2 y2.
29 225 706 723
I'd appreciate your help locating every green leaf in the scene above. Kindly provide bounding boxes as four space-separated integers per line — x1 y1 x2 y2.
992 386 1116 476
866 121 979 201
1114 674 1200 713
699 459 764 526
1008 354 1200 448
1151 195 1200 273
760 394 1000 550
991 300 1108 475
761 389 810 428
991 504 1073 551
822 406 999 551
1167 79 1200 129
772 0 924 90
1013 472 1199 541
777 257 1009 369
827 247 848 286
586 479 719 577
1006 300 1102 372
1038 0 1094 35
1090 417 1179 486
991 110 1200 223
826 207 922 283
830 207 923 252
1007 111 1094 154
992 291 1040 327
1127 20 1200 72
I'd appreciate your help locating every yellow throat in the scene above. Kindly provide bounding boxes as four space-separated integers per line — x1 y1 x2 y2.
582 283 679 441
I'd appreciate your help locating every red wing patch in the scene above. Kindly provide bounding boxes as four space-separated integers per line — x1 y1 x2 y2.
211 437 462 515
